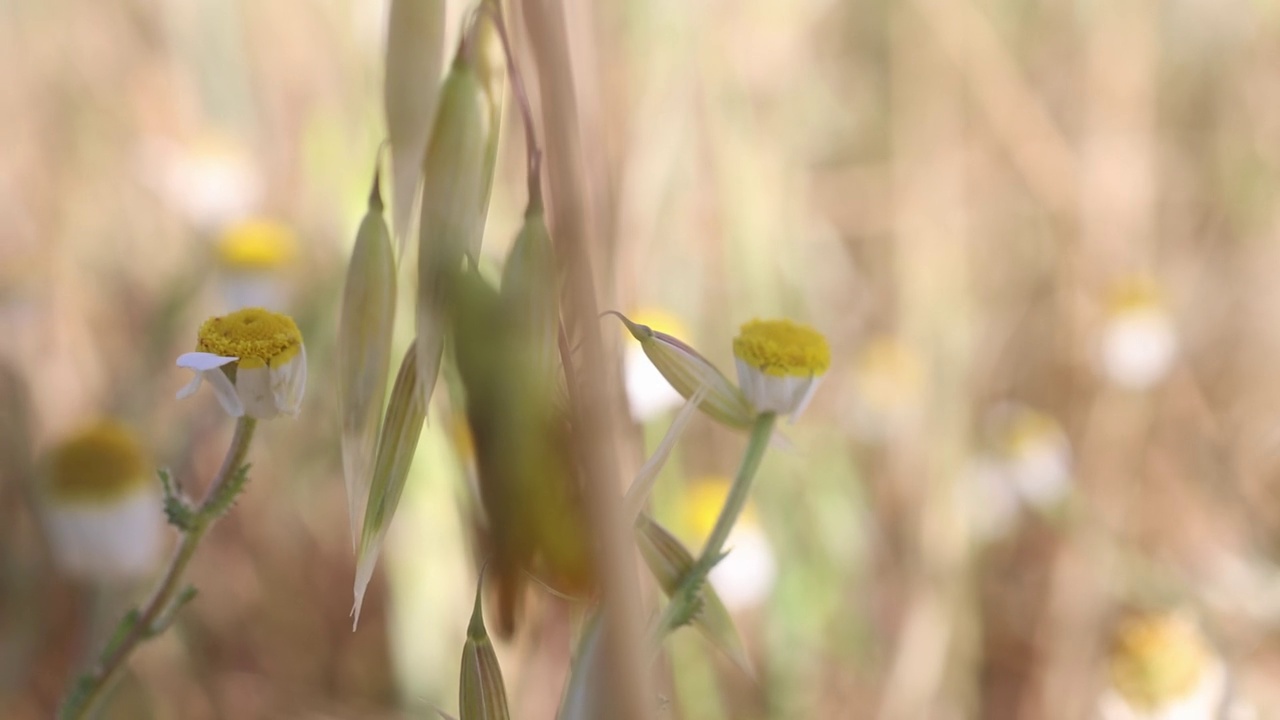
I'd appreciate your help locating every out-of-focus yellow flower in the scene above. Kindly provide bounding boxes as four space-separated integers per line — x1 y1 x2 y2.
176 308 306 420
622 308 690 422
215 219 297 311
681 476 777 611
845 335 925 442
1100 276 1177 391
732 319 830 419
40 421 163 584
1099 610 1227 720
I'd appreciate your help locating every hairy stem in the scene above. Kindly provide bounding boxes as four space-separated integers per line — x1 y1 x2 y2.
59 417 258 720
653 412 775 639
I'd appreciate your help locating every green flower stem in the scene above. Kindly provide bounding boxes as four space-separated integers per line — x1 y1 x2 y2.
60 417 258 720
653 411 776 640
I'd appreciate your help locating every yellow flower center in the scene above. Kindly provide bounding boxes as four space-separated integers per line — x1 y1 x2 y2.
216 219 296 271
1004 411 1063 456
196 308 303 369
732 319 831 377
1109 276 1164 314
45 421 148 503
1109 612 1209 709
855 337 924 408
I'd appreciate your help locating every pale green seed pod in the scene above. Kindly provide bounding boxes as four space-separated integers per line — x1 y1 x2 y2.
473 9 506 245
338 168 397 550
500 207 558 386
352 344 426 627
459 577 511 720
416 49 490 409
635 514 750 672
610 312 756 429
384 0 446 251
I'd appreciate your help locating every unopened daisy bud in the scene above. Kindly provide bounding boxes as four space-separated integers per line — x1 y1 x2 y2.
1100 276 1178 391
993 403 1072 509
732 319 831 419
458 576 511 720
1100 610 1227 720
383 0 446 248
610 312 755 429
635 514 749 671
684 477 777 612
176 308 306 420
40 421 163 584
621 309 689 422
416 47 491 408
215 218 296 311
353 345 427 626
338 168 398 548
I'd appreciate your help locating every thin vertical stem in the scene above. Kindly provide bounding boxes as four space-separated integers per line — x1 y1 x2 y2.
653 412 775 638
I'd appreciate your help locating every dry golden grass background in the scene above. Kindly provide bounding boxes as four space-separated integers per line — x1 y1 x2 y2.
4 0 1280 717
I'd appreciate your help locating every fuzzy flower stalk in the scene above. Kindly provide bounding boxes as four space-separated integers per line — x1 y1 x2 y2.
59 309 306 720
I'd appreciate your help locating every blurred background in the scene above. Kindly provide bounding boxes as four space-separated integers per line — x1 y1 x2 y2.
3 0 1280 717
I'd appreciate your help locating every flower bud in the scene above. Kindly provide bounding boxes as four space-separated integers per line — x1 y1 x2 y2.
610 312 755 429
338 168 398 548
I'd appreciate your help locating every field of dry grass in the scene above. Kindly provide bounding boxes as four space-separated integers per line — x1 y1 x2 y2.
4 0 1280 718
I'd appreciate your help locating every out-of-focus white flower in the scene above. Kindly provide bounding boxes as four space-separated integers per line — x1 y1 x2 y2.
622 309 690 422
215 218 297 311
139 132 262 231
1100 277 1178 391
176 308 306 420
40 421 163 584
684 476 777 611
964 457 1022 542
996 404 1072 509
1099 610 1228 720
845 335 925 442
732 319 831 419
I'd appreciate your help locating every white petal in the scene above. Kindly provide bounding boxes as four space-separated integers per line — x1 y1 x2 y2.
42 489 164 583
177 352 237 372
176 372 203 400
235 366 278 420
272 345 306 417
176 353 246 417
205 369 246 417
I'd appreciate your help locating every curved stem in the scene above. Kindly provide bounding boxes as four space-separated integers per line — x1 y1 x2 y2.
59 417 258 720
652 412 776 640
480 0 543 210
